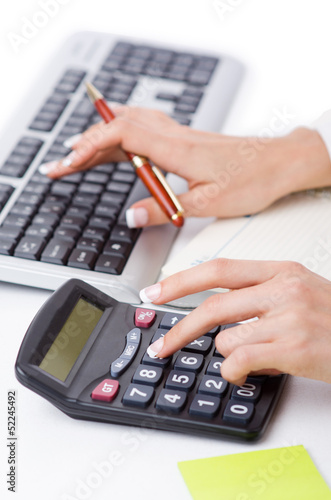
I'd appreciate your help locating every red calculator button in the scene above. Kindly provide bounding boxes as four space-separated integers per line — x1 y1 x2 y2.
135 308 156 328
91 379 119 402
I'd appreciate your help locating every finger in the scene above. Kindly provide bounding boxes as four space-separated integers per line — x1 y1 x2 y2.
142 258 285 306
215 318 276 358
220 343 286 385
149 282 277 359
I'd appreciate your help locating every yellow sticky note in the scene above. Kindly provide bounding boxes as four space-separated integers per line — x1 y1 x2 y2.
178 446 331 500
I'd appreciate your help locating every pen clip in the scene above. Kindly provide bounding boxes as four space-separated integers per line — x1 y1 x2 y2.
151 166 184 215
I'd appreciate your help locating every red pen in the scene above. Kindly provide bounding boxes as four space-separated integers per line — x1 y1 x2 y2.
85 82 184 227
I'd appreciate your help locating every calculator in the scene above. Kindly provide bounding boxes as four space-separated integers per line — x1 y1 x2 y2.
15 279 286 441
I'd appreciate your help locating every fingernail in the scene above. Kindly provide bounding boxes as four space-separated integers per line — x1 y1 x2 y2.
126 207 149 228
38 161 58 175
139 283 161 303
62 151 77 167
147 337 164 358
63 133 82 149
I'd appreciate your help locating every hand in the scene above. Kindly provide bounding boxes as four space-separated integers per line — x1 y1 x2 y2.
140 259 331 385
40 106 331 227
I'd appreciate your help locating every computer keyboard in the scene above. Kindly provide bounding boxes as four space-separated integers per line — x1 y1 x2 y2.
0 31 243 303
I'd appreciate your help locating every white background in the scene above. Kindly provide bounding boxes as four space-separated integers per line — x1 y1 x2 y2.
1 1 331 499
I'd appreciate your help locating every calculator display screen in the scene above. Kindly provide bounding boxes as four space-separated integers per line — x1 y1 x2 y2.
39 298 104 382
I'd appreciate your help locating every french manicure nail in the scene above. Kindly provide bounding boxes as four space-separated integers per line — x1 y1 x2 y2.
38 161 58 175
126 207 149 228
63 133 82 149
147 337 164 358
139 283 161 303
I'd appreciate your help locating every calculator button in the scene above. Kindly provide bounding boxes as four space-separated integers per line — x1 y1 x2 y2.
126 327 141 344
159 312 185 329
223 401 255 424
206 356 224 376
134 308 156 328
121 343 139 360
110 357 132 377
189 395 221 418
198 375 228 396
231 381 262 403
150 328 168 344
156 389 187 413
182 335 212 355
141 352 171 368
122 384 154 408
132 365 163 387
165 370 195 392
91 379 119 403
205 326 220 338
174 352 204 373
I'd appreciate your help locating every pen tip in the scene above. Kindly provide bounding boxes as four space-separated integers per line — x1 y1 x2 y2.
85 82 103 103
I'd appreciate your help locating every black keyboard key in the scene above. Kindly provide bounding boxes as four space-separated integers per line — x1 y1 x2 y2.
14 236 45 260
189 395 221 418
132 365 163 387
3 215 30 230
29 120 55 132
187 69 213 86
111 171 136 184
0 238 15 255
51 181 77 198
10 203 37 218
53 226 80 242
198 375 228 397
25 225 53 240
94 254 125 274
93 204 119 219
159 312 185 329
141 352 171 368
76 237 103 254
206 357 224 376
23 183 49 196
156 389 187 413
0 163 27 178
32 213 59 229
41 239 74 265
39 202 66 217
223 401 255 425
106 181 132 195
110 225 139 243
103 240 132 258
60 215 86 231
67 248 97 270
82 226 109 241
231 381 262 403
174 353 204 373
78 182 104 196
84 172 109 185
89 216 114 232
122 384 154 408
150 328 168 344
165 370 195 392
100 192 126 207
71 193 99 208
182 336 212 355
17 193 43 206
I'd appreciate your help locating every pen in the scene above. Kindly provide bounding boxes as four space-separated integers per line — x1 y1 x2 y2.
85 82 184 227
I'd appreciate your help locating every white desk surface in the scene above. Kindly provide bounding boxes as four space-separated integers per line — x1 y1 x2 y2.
1 1 331 499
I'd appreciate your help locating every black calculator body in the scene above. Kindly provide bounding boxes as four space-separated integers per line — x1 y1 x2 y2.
15 279 286 441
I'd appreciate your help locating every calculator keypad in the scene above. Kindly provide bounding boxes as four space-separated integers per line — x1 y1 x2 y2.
88 306 285 440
